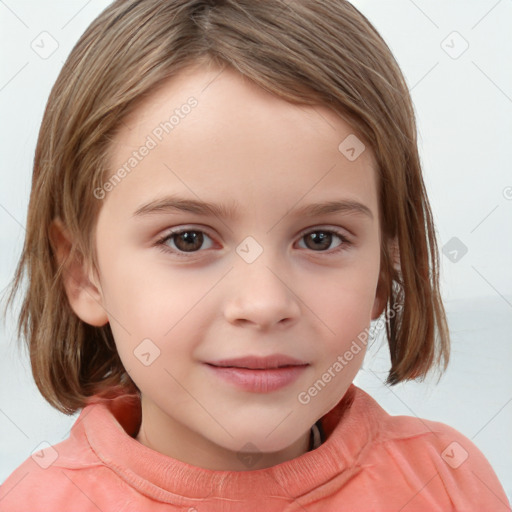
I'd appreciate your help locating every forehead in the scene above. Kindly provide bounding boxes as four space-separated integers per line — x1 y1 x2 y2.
103 64 378 222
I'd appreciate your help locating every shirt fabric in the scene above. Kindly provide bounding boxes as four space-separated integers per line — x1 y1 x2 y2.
0 384 509 511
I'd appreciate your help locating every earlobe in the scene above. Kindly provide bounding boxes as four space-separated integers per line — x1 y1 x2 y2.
371 262 387 320
371 285 386 320
390 236 400 273
49 219 109 327
371 237 399 321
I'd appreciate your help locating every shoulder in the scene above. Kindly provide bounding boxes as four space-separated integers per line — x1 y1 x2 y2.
0 444 139 511
0 397 138 510
0 436 109 510
353 387 510 510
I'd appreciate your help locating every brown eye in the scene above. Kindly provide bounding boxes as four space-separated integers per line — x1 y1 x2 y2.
173 231 204 252
160 230 213 254
297 229 351 254
303 231 332 251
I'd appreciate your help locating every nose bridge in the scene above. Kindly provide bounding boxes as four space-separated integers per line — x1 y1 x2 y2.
224 238 300 327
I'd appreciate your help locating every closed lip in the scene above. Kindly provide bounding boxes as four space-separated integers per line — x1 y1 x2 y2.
205 354 309 370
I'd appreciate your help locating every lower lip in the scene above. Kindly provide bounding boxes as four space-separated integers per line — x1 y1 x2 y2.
204 364 308 393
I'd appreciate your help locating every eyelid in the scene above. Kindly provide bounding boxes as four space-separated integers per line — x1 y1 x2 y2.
155 224 353 257
297 224 351 240
156 225 216 250
155 224 215 240
158 224 352 241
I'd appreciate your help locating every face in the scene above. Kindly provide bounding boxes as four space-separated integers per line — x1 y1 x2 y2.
86 63 384 470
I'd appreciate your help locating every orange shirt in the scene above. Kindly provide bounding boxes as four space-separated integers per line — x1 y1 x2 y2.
0 384 509 511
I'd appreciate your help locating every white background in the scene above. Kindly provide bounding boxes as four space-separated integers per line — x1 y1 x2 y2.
0 0 511 504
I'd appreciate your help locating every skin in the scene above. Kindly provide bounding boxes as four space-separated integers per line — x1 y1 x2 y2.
55 62 388 471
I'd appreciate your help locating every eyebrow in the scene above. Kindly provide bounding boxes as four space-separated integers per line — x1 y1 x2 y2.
133 195 374 221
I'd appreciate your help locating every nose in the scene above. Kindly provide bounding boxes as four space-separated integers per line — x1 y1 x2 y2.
223 254 301 330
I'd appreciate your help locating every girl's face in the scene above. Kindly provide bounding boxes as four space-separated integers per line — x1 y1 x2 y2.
91 63 383 470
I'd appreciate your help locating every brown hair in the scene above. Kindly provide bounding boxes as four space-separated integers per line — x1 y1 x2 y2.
3 0 449 414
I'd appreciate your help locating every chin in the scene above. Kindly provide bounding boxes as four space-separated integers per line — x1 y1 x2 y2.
219 425 307 455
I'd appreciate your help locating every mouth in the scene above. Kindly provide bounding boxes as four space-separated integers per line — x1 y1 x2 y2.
205 354 309 370
203 355 309 393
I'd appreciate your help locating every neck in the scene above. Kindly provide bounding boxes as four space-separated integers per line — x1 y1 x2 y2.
134 398 312 471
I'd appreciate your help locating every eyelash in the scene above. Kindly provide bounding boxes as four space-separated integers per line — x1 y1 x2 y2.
155 226 353 258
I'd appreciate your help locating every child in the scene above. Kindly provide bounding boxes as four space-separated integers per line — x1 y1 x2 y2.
1 0 509 510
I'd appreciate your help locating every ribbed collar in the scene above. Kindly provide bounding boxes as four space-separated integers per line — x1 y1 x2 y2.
81 384 381 503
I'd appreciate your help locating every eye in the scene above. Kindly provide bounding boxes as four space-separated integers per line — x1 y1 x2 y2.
155 226 352 258
296 229 351 253
156 228 214 256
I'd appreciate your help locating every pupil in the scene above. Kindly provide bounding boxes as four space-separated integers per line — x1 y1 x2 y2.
308 231 330 250
177 231 202 251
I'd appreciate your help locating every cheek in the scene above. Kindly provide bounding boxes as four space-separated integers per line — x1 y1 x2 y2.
97 239 209 333
308 257 380 354
320 290 374 358
317 263 379 320
98 252 220 382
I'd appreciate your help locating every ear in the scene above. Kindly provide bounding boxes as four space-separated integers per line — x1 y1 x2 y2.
49 219 109 327
371 237 399 320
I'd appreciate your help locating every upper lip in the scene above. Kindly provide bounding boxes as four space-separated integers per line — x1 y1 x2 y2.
205 354 309 370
